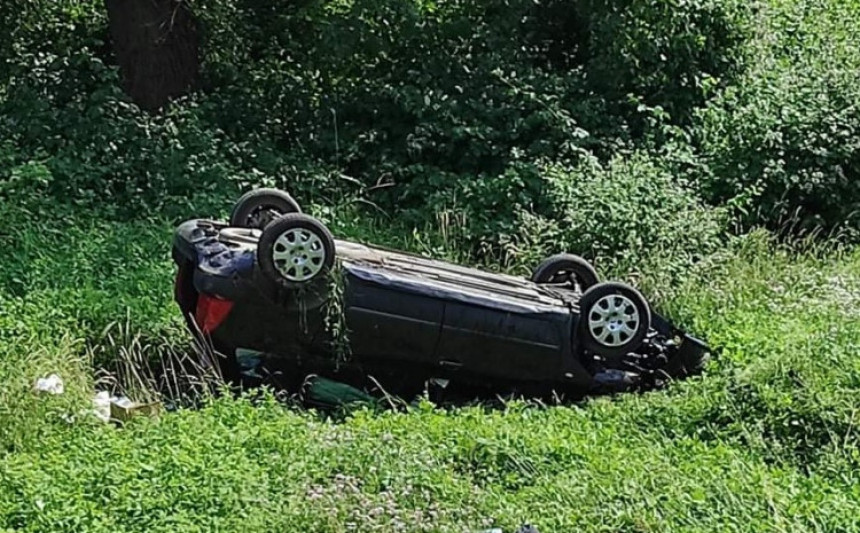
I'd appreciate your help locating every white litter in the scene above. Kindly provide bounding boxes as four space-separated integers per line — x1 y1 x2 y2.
35 374 64 395
92 391 113 422
111 396 135 409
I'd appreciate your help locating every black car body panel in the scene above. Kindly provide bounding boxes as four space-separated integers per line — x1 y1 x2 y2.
172 219 708 393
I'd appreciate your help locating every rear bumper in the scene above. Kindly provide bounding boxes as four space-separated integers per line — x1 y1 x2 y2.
172 219 261 302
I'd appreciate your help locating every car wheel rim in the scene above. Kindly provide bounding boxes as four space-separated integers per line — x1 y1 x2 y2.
271 228 326 282
588 294 640 348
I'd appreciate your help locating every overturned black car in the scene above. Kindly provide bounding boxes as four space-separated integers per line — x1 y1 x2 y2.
172 189 709 397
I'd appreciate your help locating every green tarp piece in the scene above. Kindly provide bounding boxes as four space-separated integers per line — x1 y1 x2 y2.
303 376 375 409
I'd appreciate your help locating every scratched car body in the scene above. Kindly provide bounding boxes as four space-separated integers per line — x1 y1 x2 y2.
172 189 709 395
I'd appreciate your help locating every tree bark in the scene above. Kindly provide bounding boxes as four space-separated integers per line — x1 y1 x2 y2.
105 0 200 111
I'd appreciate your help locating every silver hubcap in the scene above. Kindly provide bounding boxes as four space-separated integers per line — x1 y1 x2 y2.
271 228 326 282
588 294 640 347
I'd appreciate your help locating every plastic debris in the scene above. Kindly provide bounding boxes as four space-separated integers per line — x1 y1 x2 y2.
92 391 113 422
302 375 375 409
35 374 64 395
236 348 265 379
109 396 162 422
90 392 162 423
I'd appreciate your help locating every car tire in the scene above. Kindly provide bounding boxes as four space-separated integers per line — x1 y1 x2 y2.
230 188 302 229
531 254 599 291
257 213 335 289
578 282 651 359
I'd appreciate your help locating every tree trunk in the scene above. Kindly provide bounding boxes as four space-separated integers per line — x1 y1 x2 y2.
105 0 200 111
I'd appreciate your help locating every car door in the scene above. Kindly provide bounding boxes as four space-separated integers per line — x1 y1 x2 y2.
435 297 571 382
343 267 443 365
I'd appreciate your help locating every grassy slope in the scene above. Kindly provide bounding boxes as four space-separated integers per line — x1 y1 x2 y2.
2 0 860 529
0 203 858 532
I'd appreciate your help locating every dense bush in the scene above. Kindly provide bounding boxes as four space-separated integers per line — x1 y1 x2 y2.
0 0 856 237
0 58 343 218
193 0 751 215
697 0 860 234
418 150 728 279
576 0 751 129
1 0 755 230
3 0 856 238
0 0 348 217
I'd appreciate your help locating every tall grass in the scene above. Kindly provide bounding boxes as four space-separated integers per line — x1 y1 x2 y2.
0 199 858 531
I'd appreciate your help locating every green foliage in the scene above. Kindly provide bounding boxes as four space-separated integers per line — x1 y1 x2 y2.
0 200 179 341
0 80 339 218
698 0 860 233
1 0 757 228
0 0 341 217
191 0 752 221
423 150 728 280
324 261 352 366
4 0 855 236
656 233 860 470
1 192 859 531
2 0 860 530
534 151 729 277
580 0 752 128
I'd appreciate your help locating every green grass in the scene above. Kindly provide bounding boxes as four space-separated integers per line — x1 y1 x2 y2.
1 200 858 532
2 0 859 529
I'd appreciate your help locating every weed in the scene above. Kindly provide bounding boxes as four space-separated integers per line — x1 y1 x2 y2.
90 319 226 409
324 260 352 367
